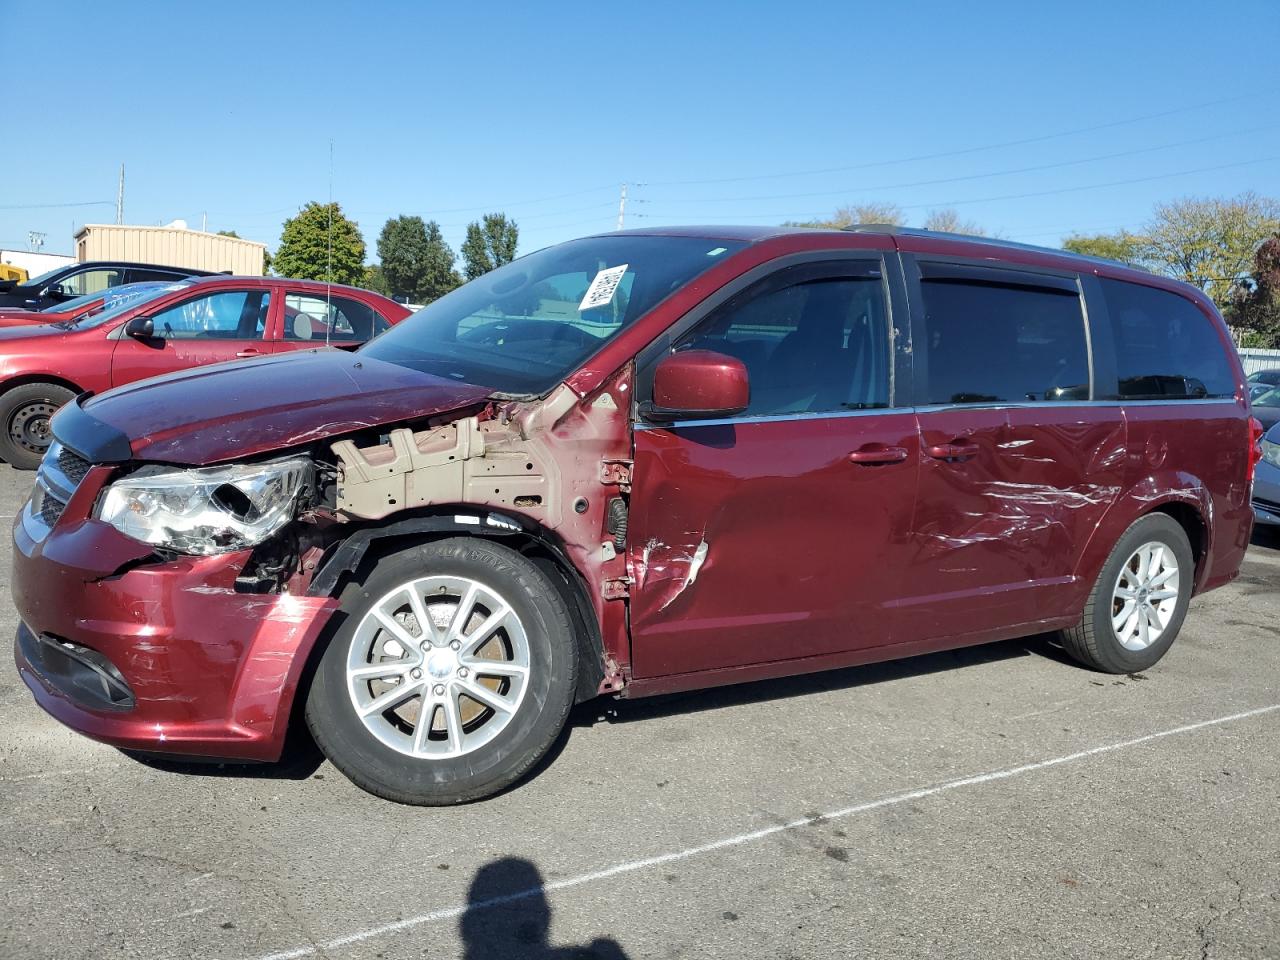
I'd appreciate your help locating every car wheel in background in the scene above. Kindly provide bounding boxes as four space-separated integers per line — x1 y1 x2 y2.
1058 513 1195 673
0 383 76 470
305 537 579 805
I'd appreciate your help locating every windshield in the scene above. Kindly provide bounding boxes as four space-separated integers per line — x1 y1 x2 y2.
361 235 744 394
22 265 68 288
56 281 194 330
1255 386 1280 408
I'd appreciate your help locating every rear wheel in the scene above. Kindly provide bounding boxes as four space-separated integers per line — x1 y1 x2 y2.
0 382 75 470
305 537 579 805
1058 513 1194 673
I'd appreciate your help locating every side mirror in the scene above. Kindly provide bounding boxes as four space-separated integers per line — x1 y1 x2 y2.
124 316 155 339
648 349 749 420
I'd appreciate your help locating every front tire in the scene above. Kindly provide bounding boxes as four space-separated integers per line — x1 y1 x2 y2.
0 382 75 470
1058 513 1194 673
305 537 579 805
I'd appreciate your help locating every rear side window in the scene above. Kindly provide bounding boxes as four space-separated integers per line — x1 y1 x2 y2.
283 293 383 342
1100 279 1235 400
921 276 1090 405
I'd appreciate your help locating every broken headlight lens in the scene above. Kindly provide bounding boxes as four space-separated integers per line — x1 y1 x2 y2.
1263 439 1280 468
97 458 313 555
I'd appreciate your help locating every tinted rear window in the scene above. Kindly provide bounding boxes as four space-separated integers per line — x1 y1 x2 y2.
921 277 1090 405
1101 279 1235 400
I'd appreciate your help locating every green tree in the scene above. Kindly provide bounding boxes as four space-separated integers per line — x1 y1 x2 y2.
461 213 520 280
377 215 436 300
418 220 463 303
1062 231 1145 266
1227 235 1280 347
1138 193 1280 305
786 201 905 229
273 202 366 285
362 263 391 296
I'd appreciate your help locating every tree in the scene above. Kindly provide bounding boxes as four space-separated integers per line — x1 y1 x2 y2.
273 202 366 285
418 220 463 303
362 264 391 297
1227 235 1280 347
1139 193 1280 305
786 201 905 229
377 216 434 301
461 213 520 280
1062 231 1145 266
921 208 986 236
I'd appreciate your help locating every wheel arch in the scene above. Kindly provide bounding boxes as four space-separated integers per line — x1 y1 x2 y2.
304 507 607 704
0 373 85 398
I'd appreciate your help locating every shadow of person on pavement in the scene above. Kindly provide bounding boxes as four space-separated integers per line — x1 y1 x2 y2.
461 857 629 960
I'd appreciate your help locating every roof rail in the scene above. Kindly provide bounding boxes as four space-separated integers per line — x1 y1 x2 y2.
840 224 1152 273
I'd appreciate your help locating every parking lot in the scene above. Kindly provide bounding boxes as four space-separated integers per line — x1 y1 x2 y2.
0 460 1276 960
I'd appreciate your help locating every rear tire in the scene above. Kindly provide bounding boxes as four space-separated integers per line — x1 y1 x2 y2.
305 537 579 805
1058 513 1194 673
0 382 75 470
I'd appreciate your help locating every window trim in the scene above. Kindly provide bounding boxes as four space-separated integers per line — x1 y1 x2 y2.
634 250 902 425
902 254 1093 409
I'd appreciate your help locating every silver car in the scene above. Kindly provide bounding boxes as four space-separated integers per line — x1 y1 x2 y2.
1255 421 1280 527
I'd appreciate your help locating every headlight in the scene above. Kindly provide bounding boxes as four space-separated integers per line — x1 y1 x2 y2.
97 457 313 555
1263 439 1280 468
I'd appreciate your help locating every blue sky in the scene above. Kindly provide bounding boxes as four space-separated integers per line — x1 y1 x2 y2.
2 0 1277 262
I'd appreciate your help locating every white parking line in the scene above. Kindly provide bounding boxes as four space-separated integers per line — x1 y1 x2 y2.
250 703 1280 960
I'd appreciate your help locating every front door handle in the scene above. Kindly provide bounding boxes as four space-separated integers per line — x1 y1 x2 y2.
848 444 909 465
926 440 980 461
236 348 261 358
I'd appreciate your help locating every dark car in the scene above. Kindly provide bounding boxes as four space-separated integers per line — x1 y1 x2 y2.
0 260 216 311
12 226 1261 806
0 275 410 468
1250 385 1280 431
1247 368 1280 400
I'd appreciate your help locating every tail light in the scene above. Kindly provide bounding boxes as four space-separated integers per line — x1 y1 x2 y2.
1249 416 1264 482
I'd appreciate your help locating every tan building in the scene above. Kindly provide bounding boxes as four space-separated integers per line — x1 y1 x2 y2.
74 223 266 276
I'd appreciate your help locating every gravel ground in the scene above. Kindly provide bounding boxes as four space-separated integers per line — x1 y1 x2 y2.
1 462 1277 960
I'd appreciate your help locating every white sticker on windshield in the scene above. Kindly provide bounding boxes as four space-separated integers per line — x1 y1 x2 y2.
578 264 628 312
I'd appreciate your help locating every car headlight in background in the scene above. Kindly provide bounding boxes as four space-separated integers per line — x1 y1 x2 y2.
1263 439 1280 469
97 457 313 555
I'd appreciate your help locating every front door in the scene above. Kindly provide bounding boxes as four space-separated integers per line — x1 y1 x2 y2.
897 257 1124 644
627 257 919 680
110 288 272 387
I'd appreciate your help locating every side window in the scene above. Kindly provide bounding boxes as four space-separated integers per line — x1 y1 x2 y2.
125 268 187 284
53 268 125 297
920 274 1089 404
283 294 380 342
1100 279 1235 400
677 274 890 416
148 290 270 340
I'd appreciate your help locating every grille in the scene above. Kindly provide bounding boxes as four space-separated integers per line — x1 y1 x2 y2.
56 446 92 485
35 486 68 528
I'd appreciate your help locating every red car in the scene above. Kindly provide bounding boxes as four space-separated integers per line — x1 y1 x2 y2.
0 275 410 468
12 226 1261 805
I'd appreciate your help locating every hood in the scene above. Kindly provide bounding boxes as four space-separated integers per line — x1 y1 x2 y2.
0 312 52 328
0 320 73 340
72 349 493 464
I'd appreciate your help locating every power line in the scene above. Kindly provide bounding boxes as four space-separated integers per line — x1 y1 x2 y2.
634 154 1280 221
643 89 1272 188
641 124 1279 207
0 200 113 210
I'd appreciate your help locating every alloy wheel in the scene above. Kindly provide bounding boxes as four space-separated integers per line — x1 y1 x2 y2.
1111 541 1180 651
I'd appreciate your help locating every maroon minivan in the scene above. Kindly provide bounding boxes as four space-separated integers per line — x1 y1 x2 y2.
12 226 1263 804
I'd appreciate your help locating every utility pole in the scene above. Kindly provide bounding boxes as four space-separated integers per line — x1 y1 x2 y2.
616 182 628 230
116 164 125 225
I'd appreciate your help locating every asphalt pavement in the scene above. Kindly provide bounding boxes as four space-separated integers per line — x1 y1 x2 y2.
1 462 1277 960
